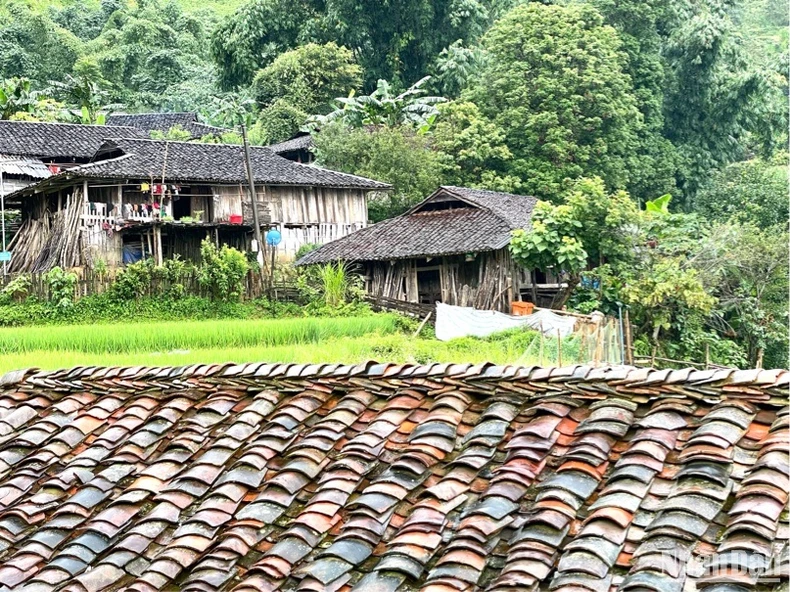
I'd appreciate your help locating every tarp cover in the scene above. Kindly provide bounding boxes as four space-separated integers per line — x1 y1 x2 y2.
435 302 578 341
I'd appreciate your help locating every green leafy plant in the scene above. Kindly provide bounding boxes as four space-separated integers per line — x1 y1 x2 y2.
318 262 349 308
92 258 109 279
645 194 672 214
309 76 447 130
44 266 78 308
0 274 32 304
295 243 320 261
111 259 156 300
197 239 250 301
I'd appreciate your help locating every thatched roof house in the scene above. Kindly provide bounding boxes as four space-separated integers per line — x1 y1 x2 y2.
298 186 561 310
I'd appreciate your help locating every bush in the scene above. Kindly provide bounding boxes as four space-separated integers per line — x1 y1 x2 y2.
295 243 320 261
44 266 77 308
0 274 32 304
197 239 250 301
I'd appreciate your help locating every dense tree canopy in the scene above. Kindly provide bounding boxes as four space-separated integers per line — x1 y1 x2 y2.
251 43 362 114
467 3 643 200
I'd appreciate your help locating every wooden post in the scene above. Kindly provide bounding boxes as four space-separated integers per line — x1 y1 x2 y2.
530 269 538 305
557 329 562 367
594 324 604 366
241 124 268 288
624 309 633 365
412 311 433 338
154 224 163 266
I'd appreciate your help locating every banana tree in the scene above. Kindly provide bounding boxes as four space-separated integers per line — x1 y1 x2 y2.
309 76 446 130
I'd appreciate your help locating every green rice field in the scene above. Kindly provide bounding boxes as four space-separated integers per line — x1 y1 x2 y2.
0 317 400 354
0 316 577 374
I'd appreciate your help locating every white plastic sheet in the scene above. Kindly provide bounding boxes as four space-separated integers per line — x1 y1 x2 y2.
435 302 578 342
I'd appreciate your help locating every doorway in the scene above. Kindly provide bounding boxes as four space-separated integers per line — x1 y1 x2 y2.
417 268 441 304
172 195 191 220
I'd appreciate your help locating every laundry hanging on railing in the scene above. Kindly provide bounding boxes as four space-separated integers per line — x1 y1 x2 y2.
435 302 578 341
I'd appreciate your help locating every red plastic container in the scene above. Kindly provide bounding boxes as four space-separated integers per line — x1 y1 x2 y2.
511 301 535 316
229 214 243 225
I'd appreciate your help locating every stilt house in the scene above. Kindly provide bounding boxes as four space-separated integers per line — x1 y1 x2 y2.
7 136 388 272
297 186 563 310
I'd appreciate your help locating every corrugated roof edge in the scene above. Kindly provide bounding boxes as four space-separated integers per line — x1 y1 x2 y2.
4 363 788 405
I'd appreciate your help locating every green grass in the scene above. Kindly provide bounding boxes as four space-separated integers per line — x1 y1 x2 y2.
0 316 400 354
0 324 582 374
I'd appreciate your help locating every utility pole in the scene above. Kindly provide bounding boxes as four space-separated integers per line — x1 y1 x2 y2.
0 169 6 278
241 123 268 289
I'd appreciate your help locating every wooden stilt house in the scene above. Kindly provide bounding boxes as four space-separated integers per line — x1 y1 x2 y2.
297 186 564 311
6 136 388 272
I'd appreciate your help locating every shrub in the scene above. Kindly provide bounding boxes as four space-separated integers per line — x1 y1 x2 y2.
0 274 32 304
197 239 250 301
44 266 77 308
295 243 320 261
111 259 156 300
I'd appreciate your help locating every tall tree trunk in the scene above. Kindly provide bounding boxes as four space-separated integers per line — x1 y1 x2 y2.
550 275 580 310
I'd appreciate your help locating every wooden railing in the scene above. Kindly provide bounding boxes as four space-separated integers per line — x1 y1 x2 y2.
364 295 435 319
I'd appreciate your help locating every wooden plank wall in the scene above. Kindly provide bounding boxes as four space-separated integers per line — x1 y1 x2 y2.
265 186 368 225
366 249 518 312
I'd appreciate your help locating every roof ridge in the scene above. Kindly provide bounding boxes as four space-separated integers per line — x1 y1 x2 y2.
7 363 787 407
0 120 139 130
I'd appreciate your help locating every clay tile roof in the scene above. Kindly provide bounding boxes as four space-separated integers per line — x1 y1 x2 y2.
0 121 146 160
298 186 538 264
0 363 786 591
105 112 228 139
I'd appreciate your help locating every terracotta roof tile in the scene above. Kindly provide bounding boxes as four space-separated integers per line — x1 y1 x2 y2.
0 364 785 591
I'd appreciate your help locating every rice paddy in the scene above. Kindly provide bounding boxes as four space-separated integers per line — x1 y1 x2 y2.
0 316 401 355
0 319 579 374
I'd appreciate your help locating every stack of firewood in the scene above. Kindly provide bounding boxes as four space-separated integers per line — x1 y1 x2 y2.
8 189 85 273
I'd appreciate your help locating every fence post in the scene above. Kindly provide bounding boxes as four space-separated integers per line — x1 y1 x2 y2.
557 329 562 367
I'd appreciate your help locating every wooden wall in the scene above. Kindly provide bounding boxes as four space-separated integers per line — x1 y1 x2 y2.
265 186 368 226
210 185 367 226
366 249 519 312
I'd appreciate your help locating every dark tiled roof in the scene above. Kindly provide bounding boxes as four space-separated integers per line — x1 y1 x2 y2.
50 138 390 189
0 363 786 591
300 207 513 263
0 121 145 160
299 186 537 264
105 112 227 139
266 133 314 154
438 186 537 229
